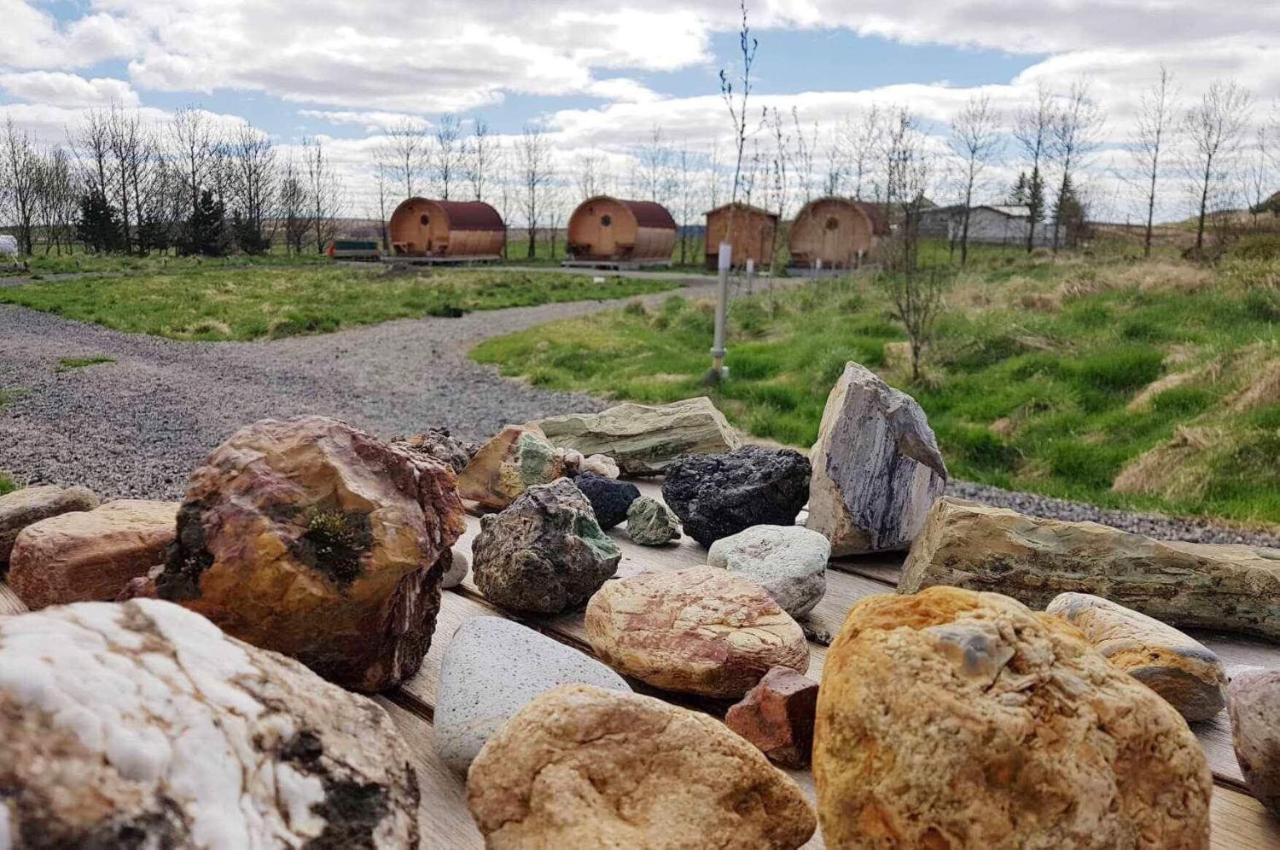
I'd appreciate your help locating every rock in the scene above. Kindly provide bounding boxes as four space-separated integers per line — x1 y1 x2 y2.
456 425 570 510
535 396 741 476
806 362 947 555
902 498 1280 640
661 446 811 548
0 599 419 848
1046 592 1227 721
725 667 820 769
585 565 808 698
435 617 630 772
155 415 465 693
814 586 1212 850
625 496 682 546
581 453 620 479
0 484 99 568
1228 668 1280 816
390 427 479 474
467 684 816 850
440 547 469 589
472 478 620 614
8 500 177 610
572 471 640 530
708 525 830 618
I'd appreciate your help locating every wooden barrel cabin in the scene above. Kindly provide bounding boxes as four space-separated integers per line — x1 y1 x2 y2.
704 202 778 270
566 196 676 266
788 196 885 269
388 198 505 259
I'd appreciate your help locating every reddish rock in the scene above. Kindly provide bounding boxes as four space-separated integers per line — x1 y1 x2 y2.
725 667 819 768
8 500 176 609
1228 668 1280 816
0 484 99 568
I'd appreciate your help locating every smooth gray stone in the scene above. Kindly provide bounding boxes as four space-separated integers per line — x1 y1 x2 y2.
441 548 469 589
707 525 829 618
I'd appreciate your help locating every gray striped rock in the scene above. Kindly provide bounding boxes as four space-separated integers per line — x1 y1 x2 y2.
708 525 830 618
807 363 947 555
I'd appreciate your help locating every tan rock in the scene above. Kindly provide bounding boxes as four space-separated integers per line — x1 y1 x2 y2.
901 498 1280 640
535 396 741 476
467 683 816 850
456 425 570 510
1046 592 1227 721
155 416 465 693
1228 668 1280 817
0 599 419 848
584 565 808 698
8 499 176 609
725 666 819 768
0 484 99 566
814 586 1212 850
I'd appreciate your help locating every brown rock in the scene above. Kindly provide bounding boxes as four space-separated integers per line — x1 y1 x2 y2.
1228 668 1280 817
155 416 465 693
725 666 819 768
814 586 1212 850
8 499 176 609
0 484 99 568
390 427 479 474
467 683 816 850
585 565 808 698
456 425 570 510
1046 592 1227 721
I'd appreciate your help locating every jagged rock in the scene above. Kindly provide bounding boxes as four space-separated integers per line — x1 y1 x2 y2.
1228 668 1280 816
435 617 630 772
440 547 469 589
725 667 820 769
472 478 620 614
625 496 681 546
581 453 620 479
1047 592 1227 721
902 498 1280 640
0 484 99 569
585 565 808 698
708 525 829 618
456 425 571 510
155 415 465 693
571 472 640 530
390 427 479 474
807 362 947 555
0 599 419 848
815 586 1212 850
662 446 810 548
535 397 741 476
467 684 816 850
9 500 177 610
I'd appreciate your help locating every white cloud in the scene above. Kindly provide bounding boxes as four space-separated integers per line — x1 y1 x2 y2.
0 72 139 108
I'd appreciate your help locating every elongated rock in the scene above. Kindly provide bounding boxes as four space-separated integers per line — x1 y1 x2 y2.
9 499 176 609
1046 592 1227 721
1228 668 1280 816
0 599 419 848
536 396 740 476
807 362 947 555
902 498 1280 640
0 484 99 568
467 684 816 850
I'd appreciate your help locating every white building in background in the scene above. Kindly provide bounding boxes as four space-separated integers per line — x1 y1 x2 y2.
0 235 19 257
919 204 1058 247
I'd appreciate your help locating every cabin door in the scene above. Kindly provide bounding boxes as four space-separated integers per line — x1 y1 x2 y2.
820 213 845 267
593 205 617 256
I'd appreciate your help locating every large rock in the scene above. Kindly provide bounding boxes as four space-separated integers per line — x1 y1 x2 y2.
585 565 808 698
814 587 1212 850
456 425 571 510
625 495 682 546
1046 592 1227 721
1228 668 1280 816
807 362 947 555
0 484 99 568
9 499 176 609
435 617 630 772
725 666 820 769
708 525 830 618
661 446 810 548
155 416 465 693
535 396 741 476
571 471 640 530
467 684 816 850
0 599 419 848
902 498 1280 640
472 478 620 614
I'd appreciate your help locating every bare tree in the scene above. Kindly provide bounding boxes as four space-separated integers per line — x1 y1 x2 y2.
278 153 309 255
1013 81 1054 252
949 94 1002 265
302 137 343 253
1185 79 1252 254
840 106 883 200
676 145 696 265
381 118 427 199
1050 80 1104 251
1132 67 1177 257
719 0 757 206
34 147 77 254
170 107 216 221
574 150 604 199
880 107 931 273
464 118 492 201
791 109 818 206
228 122 276 252
372 159 391 250
764 106 794 272
638 126 676 206
1 119 40 254
1243 117 1274 228
707 137 722 209
107 104 153 253
880 267 951 383
72 109 112 201
433 114 461 199
517 125 552 259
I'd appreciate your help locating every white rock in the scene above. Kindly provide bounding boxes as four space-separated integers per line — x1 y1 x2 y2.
441 547 470 589
707 525 830 618
581 453 621 479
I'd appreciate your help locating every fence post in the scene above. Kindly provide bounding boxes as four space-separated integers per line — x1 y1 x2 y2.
708 241 732 382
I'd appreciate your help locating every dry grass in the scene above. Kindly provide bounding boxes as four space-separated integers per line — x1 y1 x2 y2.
1228 359 1280 412
1113 425 1221 500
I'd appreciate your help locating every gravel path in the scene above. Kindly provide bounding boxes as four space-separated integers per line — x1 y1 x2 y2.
3 276 1278 548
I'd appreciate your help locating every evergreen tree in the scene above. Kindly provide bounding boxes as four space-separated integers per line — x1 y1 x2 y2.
1055 174 1089 248
182 188 231 256
136 213 171 255
1008 172 1029 205
231 210 270 254
76 190 123 253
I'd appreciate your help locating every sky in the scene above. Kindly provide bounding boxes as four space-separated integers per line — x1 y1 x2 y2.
1 0 1277 223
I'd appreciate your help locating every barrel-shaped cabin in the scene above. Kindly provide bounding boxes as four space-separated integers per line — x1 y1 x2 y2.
388 198 505 259
704 202 778 270
566 196 676 266
788 196 885 269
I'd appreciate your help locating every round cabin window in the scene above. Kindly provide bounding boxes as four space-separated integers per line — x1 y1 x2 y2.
825 216 839 231
600 214 612 227
420 214 430 226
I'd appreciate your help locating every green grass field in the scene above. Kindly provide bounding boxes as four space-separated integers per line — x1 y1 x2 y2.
20 247 329 276
474 248 1280 526
0 267 677 341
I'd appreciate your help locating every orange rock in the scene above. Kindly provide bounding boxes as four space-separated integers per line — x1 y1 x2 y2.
725 666 819 768
456 425 569 510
